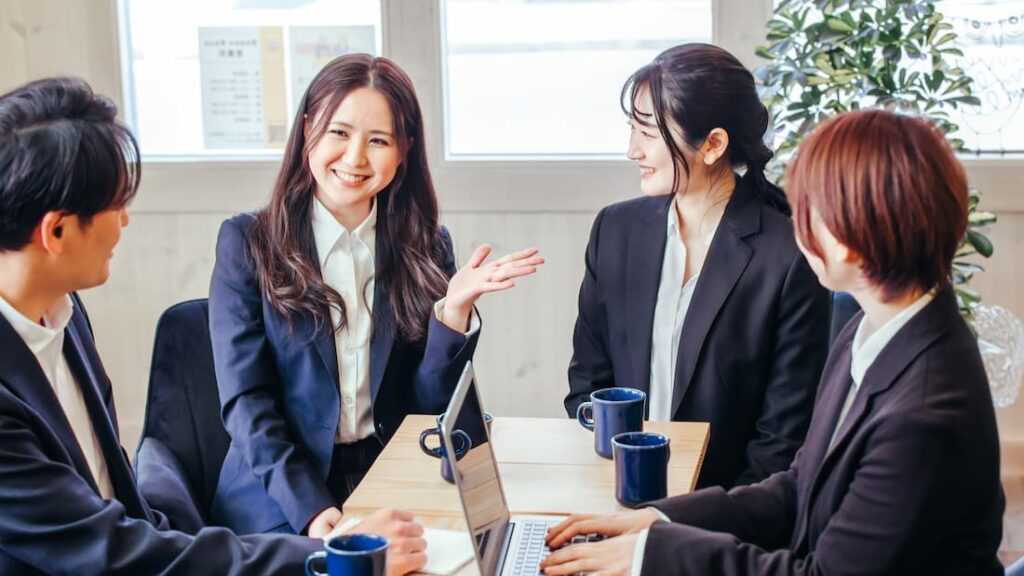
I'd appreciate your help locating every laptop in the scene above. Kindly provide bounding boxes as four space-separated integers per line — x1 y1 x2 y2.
440 362 603 576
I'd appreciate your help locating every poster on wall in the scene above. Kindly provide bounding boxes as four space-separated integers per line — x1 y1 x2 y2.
288 26 377 115
198 26 289 149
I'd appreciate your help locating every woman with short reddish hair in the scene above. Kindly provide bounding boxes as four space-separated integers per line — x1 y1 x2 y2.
543 109 1004 575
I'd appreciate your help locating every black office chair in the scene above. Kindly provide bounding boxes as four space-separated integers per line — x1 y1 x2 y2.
135 298 230 534
829 291 861 349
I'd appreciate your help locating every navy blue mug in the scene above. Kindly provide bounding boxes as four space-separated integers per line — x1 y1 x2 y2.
576 387 646 458
305 533 388 576
612 432 670 508
419 416 474 483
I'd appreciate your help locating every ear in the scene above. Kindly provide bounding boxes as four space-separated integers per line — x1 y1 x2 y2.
37 212 67 255
834 240 861 266
700 128 730 166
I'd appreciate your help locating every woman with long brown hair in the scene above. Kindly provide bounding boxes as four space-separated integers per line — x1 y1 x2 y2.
207 54 542 544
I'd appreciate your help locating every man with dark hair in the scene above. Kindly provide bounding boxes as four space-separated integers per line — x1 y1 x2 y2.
0 77 426 575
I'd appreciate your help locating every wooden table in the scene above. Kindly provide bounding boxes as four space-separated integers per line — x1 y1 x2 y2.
342 415 708 574
344 415 708 518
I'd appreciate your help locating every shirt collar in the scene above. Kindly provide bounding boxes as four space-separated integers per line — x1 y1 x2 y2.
311 197 378 267
849 289 936 387
0 294 74 356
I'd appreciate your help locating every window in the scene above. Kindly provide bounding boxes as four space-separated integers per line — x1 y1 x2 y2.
120 0 381 157
942 0 1024 155
441 0 713 158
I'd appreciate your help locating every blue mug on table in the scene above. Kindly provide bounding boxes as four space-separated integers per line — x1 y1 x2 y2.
576 387 646 458
305 533 387 576
612 432 670 508
419 414 478 483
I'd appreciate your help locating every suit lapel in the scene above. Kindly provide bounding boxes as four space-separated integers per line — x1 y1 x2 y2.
792 342 854 550
625 197 671 400
0 309 98 494
370 234 395 403
793 288 957 550
669 180 758 416
63 319 152 520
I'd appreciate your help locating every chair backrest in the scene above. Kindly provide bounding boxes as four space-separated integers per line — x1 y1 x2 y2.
138 298 229 515
829 291 861 348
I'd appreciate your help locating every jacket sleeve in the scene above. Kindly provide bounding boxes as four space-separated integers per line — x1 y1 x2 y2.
208 217 334 532
641 413 958 575
649 450 800 552
565 207 615 416
0 399 321 576
407 225 481 413
735 251 830 485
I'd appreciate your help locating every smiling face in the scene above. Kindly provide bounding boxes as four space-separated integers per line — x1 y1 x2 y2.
626 85 703 197
307 87 403 225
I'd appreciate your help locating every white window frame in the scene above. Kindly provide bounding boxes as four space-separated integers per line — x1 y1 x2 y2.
122 0 1024 216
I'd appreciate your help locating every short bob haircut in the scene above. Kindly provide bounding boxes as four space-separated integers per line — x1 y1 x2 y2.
785 110 968 301
0 77 140 251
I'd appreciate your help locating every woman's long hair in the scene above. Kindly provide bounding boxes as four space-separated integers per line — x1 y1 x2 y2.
248 54 448 342
622 43 789 215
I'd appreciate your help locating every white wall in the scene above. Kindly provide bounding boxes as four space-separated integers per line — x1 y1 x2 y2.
2 0 1023 461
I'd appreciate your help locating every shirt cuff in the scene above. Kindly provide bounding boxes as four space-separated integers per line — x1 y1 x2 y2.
648 507 671 523
630 528 650 576
434 298 481 337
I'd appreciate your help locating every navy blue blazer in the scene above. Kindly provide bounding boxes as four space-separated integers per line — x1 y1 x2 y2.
566 178 831 488
209 214 479 534
641 287 1004 575
0 294 319 575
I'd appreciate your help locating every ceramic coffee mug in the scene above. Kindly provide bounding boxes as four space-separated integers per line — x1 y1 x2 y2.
305 533 388 576
611 431 670 508
577 387 646 458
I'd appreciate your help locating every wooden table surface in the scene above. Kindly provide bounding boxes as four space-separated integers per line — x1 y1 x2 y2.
341 415 709 574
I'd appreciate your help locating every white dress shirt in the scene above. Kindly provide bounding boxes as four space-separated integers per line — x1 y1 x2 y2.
829 288 935 448
312 198 480 444
0 294 114 499
312 197 379 444
630 289 937 576
648 202 716 421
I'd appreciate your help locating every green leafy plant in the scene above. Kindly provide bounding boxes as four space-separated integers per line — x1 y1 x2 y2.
754 0 997 315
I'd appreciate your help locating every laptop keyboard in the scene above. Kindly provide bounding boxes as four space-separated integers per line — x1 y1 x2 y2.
510 520 606 576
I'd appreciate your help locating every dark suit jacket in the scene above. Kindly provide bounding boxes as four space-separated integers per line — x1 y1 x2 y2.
641 287 1004 575
0 294 320 575
209 214 479 534
566 178 830 488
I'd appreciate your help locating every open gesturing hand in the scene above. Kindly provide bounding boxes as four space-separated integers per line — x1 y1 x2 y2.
441 245 544 332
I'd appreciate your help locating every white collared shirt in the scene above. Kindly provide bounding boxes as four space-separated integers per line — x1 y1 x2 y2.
648 201 717 421
313 199 481 444
828 289 936 448
312 197 379 444
0 294 114 499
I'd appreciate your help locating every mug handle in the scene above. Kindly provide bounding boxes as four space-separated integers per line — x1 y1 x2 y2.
419 428 443 458
305 551 327 576
451 429 472 460
576 402 595 431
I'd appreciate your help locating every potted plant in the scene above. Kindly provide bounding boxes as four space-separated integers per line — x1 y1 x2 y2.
754 0 1022 405
753 0 996 313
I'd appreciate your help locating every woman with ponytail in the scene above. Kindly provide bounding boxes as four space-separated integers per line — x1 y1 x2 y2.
565 43 829 489
208 54 543 540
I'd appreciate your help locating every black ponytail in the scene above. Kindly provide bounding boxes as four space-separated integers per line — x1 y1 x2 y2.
623 43 788 215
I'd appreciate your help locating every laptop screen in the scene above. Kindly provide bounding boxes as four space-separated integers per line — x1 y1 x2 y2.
441 362 510 575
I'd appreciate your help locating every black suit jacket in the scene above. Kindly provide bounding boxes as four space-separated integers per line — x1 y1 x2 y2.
209 215 479 533
566 178 830 487
641 287 1004 575
0 294 320 575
